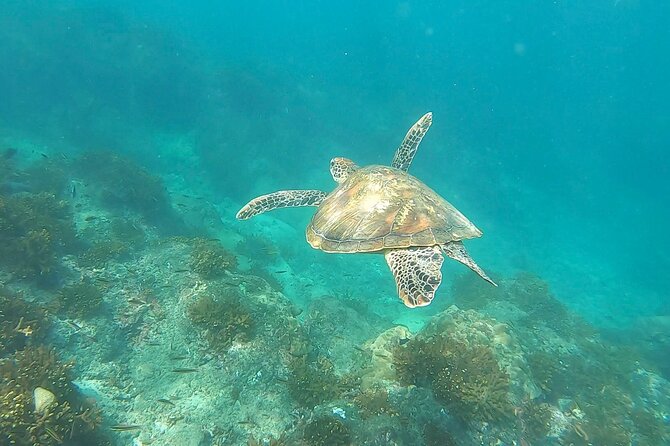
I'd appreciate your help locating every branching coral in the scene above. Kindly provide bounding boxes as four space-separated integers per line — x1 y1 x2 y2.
0 192 77 277
189 238 237 279
0 346 107 446
0 288 49 356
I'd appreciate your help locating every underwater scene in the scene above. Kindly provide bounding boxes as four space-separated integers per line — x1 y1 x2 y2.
1 1 669 445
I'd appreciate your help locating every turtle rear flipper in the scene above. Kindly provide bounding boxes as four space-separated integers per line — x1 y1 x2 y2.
236 190 327 220
391 112 433 172
385 246 444 308
441 241 497 286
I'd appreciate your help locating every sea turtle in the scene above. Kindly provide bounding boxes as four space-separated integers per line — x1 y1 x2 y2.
236 113 496 307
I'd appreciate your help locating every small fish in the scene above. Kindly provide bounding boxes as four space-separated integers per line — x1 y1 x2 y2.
353 346 366 353
40 152 49 159
274 270 288 274
173 269 190 273
70 182 77 199
237 420 258 426
169 355 190 361
157 398 175 406
176 203 187 208
171 368 199 373
45 427 63 443
146 341 161 346
84 216 98 221
304 284 313 287
127 298 147 305
109 424 142 431
399 338 410 345
65 320 82 331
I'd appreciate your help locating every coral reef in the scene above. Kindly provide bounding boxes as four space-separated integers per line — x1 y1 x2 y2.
189 237 237 279
358 326 411 389
0 192 77 278
0 288 49 356
0 346 106 446
453 272 595 339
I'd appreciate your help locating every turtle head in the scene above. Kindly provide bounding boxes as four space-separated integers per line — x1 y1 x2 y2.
330 157 358 183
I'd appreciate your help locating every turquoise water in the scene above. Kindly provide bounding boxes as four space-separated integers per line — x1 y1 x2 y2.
1 2 669 445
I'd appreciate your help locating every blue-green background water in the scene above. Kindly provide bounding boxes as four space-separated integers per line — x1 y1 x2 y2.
3 0 668 324
1 2 670 444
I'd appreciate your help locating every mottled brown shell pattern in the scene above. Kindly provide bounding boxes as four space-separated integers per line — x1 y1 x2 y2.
306 165 482 253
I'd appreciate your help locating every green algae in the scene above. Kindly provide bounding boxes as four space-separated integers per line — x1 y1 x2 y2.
394 333 512 422
189 237 237 279
74 150 170 219
187 289 254 353
422 423 457 446
353 386 398 419
56 279 104 319
287 355 343 408
78 239 129 268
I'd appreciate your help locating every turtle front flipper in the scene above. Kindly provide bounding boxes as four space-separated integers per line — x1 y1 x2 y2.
384 246 444 308
236 190 328 220
391 112 433 172
441 241 497 286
